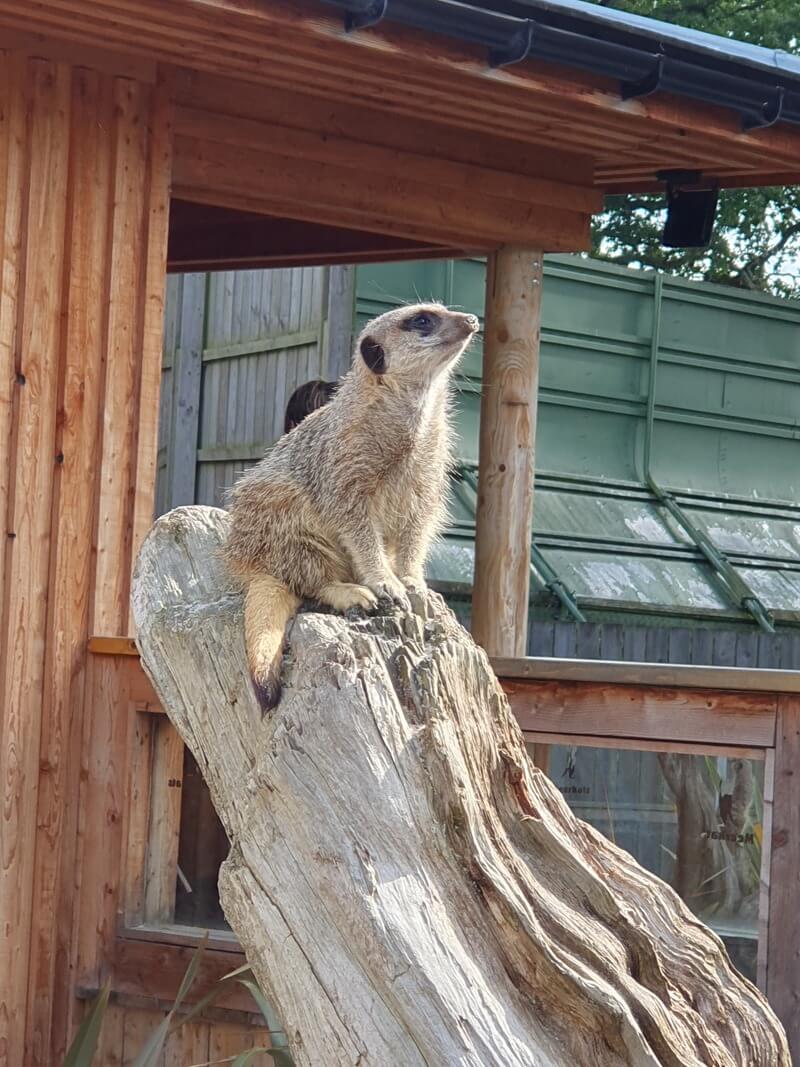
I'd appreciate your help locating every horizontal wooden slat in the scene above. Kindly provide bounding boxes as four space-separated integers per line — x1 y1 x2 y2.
502 678 777 748
522 731 766 760
493 656 800 693
172 67 596 188
202 329 320 364
108 937 253 1014
89 636 139 656
172 134 591 252
175 105 604 216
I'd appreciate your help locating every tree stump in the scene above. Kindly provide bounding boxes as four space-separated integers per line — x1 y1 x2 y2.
131 506 790 1067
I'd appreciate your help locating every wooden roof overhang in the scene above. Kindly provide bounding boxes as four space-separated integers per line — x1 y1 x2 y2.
5 0 800 267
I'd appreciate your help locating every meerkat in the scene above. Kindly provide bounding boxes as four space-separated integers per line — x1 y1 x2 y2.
224 302 479 709
283 378 339 434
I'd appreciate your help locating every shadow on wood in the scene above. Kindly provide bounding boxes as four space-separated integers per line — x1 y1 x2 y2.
132 506 789 1067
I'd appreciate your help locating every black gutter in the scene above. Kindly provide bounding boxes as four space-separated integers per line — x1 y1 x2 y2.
322 0 800 133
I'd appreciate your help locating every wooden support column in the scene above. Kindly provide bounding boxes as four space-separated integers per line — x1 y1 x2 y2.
766 694 800 1062
472 246 543 658
0 48 171 1066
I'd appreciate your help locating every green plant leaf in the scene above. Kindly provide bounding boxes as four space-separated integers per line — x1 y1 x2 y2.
167 960 251 1035
236 979 287 1043
220 963 255 982
173 931 210 1012
129 1016 172 1067
63 981 111 1067
231 1049 272 1067
705 756 723 791
265 1051 296 1066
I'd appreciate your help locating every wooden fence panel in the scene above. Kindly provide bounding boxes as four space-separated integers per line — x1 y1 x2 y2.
157 265 336 514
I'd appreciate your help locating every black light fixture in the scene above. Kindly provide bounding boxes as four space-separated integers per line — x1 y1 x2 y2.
658 169 719 248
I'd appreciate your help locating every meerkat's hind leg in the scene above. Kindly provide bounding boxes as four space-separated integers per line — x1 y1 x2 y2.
318 581 378 613
244 575 301 712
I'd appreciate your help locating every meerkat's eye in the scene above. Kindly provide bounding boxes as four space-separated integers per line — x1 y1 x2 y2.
402 311 439 336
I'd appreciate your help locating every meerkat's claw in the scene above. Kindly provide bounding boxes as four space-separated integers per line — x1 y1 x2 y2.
371 577 412 613
319 582 378 613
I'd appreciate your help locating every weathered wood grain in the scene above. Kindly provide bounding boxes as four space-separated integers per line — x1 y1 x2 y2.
133 505 790 1067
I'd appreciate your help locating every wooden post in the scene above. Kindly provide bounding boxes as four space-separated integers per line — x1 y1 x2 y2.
472 246 543 658
766 694 800 1062
325 264 356 382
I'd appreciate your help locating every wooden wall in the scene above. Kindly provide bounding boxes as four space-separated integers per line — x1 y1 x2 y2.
0 50 169 1065
92 1003 274 1065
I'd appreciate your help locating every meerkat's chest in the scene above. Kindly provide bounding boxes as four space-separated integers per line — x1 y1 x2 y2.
372 440 445 522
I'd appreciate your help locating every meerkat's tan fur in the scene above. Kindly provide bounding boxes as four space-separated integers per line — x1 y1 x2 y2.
225 302 479 707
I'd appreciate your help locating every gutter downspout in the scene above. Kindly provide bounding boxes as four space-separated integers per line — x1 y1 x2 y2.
643 274 775 634
459 467 586 623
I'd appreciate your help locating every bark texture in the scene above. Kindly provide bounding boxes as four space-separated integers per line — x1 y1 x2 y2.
132 506 790 1067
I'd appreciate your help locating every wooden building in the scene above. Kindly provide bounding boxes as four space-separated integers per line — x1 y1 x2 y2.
2 1 800 1063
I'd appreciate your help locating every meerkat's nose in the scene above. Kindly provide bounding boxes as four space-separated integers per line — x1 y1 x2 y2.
463 313 480 332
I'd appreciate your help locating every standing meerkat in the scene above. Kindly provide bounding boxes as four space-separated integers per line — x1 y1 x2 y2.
225 302 479 709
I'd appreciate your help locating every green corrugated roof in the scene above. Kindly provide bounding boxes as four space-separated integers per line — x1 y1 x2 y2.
356 256 800 628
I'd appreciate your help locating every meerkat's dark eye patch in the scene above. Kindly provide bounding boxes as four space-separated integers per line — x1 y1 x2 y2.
360 336 386 374
401 311 439 336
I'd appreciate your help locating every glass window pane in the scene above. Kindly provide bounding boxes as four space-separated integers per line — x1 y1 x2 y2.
537 743 764 983
175 748 231 929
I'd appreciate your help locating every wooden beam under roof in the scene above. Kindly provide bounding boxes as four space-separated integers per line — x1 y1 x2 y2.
2 0 799 192
167 201 468 272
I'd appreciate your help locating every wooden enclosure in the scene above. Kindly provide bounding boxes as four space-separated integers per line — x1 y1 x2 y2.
2 1 800 1064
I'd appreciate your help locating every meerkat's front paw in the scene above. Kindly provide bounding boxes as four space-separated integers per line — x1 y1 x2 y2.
371 575 412 612
319 582 378 613
399 574 427 592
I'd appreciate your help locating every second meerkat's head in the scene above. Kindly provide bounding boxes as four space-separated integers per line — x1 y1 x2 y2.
355 303 479 386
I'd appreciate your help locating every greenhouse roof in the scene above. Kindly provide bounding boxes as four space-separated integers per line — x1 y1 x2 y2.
430 471 800 629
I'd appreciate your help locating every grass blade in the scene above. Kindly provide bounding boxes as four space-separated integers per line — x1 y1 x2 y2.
130 1016 172 1067
236 979 288 1047
231 1049 272 1066
173 931 210 1013
63 982 111 1067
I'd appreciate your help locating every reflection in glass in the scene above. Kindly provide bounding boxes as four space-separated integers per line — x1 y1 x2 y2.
174 748 231 929
538 744 764 982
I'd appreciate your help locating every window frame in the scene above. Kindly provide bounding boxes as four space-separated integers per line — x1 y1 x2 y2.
93 638 799 1017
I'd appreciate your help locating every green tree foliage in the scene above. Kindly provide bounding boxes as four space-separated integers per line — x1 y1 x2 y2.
589 0 800 295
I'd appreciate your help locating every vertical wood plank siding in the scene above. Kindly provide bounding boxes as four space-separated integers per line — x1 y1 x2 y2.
0 51 170 1065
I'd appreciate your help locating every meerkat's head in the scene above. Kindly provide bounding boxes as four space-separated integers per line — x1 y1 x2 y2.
355 303 479 387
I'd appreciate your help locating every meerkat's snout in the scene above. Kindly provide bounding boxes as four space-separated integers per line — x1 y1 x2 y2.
437 310 480 359
448 311 480 342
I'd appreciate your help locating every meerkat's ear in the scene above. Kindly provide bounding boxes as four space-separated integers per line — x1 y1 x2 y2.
360 336 386 375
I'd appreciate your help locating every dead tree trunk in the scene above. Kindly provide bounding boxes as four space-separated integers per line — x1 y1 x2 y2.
132 506 789 1067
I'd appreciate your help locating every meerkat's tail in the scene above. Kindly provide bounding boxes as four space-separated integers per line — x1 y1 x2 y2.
243 575 301 711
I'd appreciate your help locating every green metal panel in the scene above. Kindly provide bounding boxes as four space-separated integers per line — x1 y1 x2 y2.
356 256 800 627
